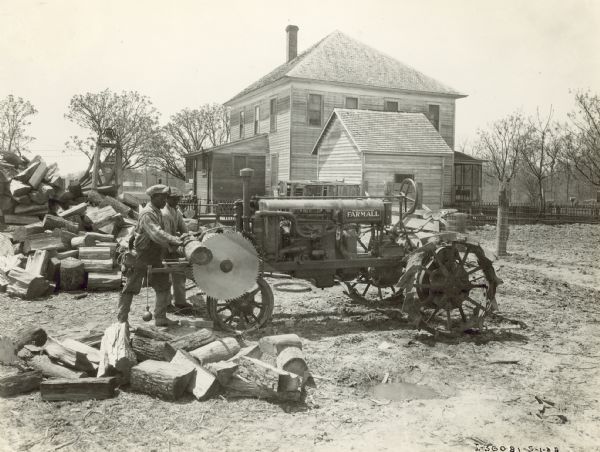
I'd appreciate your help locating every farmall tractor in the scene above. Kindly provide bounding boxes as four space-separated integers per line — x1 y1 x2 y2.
179 170 501 337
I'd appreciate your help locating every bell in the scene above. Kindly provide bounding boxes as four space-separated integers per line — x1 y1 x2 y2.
142 306 153 322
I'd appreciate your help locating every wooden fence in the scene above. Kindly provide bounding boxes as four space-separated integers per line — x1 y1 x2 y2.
449 202 600 225
179 198 236 225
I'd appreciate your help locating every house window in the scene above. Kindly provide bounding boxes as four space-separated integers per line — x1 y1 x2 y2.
254 106 260 135
428 104 440 131
232 155 248 176
384 100 398 112
308 94 323 126
270 98 277 132
239 110 245 138
345 97 358 109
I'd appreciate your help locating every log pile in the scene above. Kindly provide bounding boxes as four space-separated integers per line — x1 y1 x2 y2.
1 320 314 404
0 152 145 298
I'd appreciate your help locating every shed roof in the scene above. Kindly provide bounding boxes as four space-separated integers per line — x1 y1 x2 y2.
184 134 269 159
226 31 465 104
313 109 454 156
453 150 483 164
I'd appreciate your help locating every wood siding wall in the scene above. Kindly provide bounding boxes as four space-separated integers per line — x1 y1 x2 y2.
363 153 451 210
211 154 265 202
316 119 362 184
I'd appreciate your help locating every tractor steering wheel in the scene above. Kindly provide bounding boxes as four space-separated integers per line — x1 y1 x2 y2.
398 178 418 216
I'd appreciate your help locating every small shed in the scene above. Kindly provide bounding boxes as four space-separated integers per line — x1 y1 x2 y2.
185 134 268 204
312 109 454 209
453 150 483 204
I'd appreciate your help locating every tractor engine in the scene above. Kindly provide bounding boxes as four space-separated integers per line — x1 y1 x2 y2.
251 198 404 287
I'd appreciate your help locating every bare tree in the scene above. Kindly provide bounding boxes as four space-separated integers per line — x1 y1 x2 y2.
154 104 230 181
475 112 532 256
0 95 38 156
566 90 600 187
65 89 160 185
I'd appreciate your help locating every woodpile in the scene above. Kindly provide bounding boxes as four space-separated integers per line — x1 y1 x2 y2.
0 152 146 298
0 319 314 404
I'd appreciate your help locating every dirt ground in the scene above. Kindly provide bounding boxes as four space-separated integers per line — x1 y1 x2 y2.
0 223 599 452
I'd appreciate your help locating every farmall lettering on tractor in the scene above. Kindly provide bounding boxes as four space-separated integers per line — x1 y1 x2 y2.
165 169 502 338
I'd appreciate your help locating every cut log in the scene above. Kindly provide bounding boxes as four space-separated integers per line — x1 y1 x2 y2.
48 174 65 190
13 326 48 350
9 179 31 197
54 228 77 248
44 336 96 372
0 370 42 397
46 257 61 284
39 183 55 200
81 259 113 273
23 232 65 254
42 215 79 234
204 361 239 385
29 189 49 205
40 377 116 402
224 375 302 402
84 205 118 229
56 249 78 260
14 203 48 216
88 190 131 216
131 335 176 362
130 359 194 401
133 325 175 342
3 215 39 225
14 161 40 183
61 338 101 363
96 242 117 257
189 337 240 364
258 334 303 356
27 354 87 379
87 271 121 290
97 323 137 383
84 232 117 243
13 194 31 205
11 222 44 243
25 249 49 276
58 202 87 219
170 350 219 400
167 329 215 352
276 346 313 386
59 258 85 291
6 267 50 299
79 247 111 260
184 240 213 266
28 160 48 189
1 151 24 167
118 193 140 209
97 214 122 235
71 235 96 248
239 356 301 393
0 194 14 212
67 180 83 198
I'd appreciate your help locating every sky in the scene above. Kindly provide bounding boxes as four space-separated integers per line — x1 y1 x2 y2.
1 0 599 174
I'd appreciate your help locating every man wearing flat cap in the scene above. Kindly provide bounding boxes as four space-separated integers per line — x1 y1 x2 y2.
162 187 192 312
118 184 183 326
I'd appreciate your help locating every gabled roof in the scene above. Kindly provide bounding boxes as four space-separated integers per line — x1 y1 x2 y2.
226 31 465 104
312 109 454 156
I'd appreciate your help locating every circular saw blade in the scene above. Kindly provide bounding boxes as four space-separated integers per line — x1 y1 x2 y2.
192 232 259 300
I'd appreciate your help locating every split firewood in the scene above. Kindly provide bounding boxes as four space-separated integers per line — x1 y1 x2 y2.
97 323 137 384
55 229 77 248
224 375 302 402
14 204 48 216
58 202 87 219
130 359 194 400
81 258 114 273
44 336 96 372
190 337 240 364
40 377 116 402
46 257 60 284
25 250 49 276
170 350 219 400
9 179 31 197
258 334 303 356
239 356 301 393
79 247 111 260
13 160 38 182
204 361 239 385
3 214 39 225
0 369 42 397
23 231 66 254
55 250 78 260
11 222 44 243
28 189 49 205
229 344 263 363
39 183 55 199
67 180 83 198
71 235 96 248
27 354 87 379
276 346 314 387
133 325 175 342
61 338 101 363
59 258 85 291
118 193 140 209
84 205 119 231
42 214 79 234
0 194 14 212
6 267 50 299
27 160 48 188
13 194 31 205
87 272 121 290
131 335 176 362
88 190 131 217
167 329 215 352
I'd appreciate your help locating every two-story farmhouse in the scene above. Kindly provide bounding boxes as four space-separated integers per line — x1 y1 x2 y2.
186 26 478 206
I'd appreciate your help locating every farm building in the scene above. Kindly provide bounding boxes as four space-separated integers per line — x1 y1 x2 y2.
186 25 478 204
312 109 454 209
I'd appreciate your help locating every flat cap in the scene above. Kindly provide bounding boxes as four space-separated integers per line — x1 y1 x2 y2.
168 187 182 198
146 184 170 197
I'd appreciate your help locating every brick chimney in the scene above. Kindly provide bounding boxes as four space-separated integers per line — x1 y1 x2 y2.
286 25 299 62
